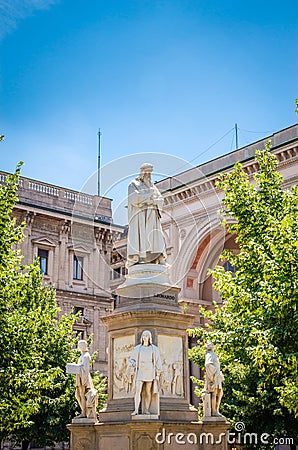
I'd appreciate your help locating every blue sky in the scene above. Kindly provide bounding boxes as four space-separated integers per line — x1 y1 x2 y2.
0 0 297 222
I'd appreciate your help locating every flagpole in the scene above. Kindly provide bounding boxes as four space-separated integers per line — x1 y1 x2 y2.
97 129 101 197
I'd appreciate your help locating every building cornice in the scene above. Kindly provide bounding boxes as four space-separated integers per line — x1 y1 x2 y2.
161 138 298 208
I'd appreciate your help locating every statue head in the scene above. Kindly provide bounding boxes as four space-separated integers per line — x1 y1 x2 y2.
78 340 88 352
140 163 153 174
141 330 152 346
205 341 215 351
139 163 153 185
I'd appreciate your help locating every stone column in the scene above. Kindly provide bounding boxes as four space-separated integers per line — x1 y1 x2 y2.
58 220 70 290
95 228 106 293
92 306 100 356
23 211 35 264
92 246 100 294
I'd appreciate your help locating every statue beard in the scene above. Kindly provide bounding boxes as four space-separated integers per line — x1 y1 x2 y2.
140 174 152 188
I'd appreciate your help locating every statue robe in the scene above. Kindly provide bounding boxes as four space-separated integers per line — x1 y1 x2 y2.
127 177 166 262
204 350 224 392
129 343 162 415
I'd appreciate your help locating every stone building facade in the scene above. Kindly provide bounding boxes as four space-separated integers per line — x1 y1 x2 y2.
0 171 124 375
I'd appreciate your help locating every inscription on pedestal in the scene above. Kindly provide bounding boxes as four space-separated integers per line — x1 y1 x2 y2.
153 292 176 301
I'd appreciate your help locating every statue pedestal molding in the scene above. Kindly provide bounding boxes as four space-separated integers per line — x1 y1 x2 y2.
121 263 171 289
132 414 159 420
71 417 96 424
68 420 230 450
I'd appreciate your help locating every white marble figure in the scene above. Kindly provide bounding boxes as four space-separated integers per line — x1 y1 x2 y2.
129 330 162 416
126 163 166 267
160 359 172 395
75 340 98 419
203 341 224 418
171 361 183 396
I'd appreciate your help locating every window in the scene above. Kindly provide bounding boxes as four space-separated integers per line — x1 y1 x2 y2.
113 294 119 308
75 330 84 341
114 267 121 279
73 255 83 280
186 277 194 288
73 306 84 316
38 248 48 275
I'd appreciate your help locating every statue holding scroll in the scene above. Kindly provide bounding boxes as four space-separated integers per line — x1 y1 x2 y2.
66 340 98 420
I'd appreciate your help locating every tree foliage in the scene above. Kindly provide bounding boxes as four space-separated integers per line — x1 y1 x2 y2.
189 145 298 446
0 165 106 447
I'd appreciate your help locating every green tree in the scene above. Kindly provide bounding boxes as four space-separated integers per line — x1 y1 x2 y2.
0 166 106 448
189 145 298 447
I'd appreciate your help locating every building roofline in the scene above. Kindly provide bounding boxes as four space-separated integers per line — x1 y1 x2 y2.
0 170 113 201
156 122 298 193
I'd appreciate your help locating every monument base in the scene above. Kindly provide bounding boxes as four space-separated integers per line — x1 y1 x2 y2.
71 417 97 424
68 419 230 450
132 414 159 420
201 416 227 423
123 263 171 288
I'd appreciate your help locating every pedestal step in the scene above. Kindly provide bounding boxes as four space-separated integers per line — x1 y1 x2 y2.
68 420 230 450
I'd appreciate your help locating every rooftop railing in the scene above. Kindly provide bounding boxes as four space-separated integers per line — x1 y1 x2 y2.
0 171 112 220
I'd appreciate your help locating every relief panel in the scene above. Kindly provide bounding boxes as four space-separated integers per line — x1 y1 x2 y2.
158 334 184 397
113 334 135 399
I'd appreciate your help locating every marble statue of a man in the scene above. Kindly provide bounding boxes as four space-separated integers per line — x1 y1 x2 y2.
126 163 166 267
129 330 162 416
203 341 224 418
75 340 98 419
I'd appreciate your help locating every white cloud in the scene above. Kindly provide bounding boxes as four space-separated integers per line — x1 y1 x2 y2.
0 0 59 40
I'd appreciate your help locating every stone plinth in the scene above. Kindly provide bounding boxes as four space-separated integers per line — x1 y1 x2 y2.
132 414 159 420
71 417 96 424
121 264 172 291
116 264 179 308
99 307 197 423
68 264 229 449
116 284 181 313
67 420 230 450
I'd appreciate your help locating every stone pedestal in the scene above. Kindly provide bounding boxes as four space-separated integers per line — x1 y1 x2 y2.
120 263 171 291
68 264 229 449
98 270 196 423
132 414 159 420
68 420 229 450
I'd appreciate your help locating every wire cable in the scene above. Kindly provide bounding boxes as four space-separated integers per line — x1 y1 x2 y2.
230 132 235 152
169 127 234 175
239 128 274 134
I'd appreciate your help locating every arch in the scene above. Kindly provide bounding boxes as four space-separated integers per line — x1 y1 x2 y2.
172 214 223 286
174 215 238 301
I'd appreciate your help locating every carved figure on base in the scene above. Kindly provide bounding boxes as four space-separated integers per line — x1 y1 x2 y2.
202 341 224 418
75 340 98 419
172 361 183 396
129 330 162 416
